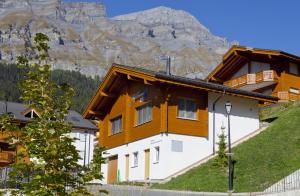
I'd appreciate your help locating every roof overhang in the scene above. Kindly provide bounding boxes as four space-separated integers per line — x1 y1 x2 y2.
207 46 300 81
83 63 278 119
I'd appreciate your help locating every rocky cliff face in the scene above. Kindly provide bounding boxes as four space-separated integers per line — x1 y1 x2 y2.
0 0 236 78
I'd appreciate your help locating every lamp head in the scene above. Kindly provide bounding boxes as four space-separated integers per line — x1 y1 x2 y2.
225 101 232 115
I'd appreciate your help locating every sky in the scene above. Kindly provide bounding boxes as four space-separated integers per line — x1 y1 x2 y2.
65 0 300 56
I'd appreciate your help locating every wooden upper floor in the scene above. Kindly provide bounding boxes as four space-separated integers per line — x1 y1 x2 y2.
84 64 277 149
207 46 300 101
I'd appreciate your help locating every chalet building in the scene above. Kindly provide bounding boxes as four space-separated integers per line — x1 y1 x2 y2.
0 101 97 167
83 64 277 184
207 46 300 102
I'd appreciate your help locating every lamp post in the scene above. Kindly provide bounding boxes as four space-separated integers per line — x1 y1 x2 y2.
225 101 233 193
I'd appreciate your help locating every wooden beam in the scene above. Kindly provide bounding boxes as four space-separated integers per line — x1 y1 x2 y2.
144 79 152 85
268 54 272 59
88 110 103 116
100 91 116 98
210 76 223 83
218 56 242 78
100 91 108 97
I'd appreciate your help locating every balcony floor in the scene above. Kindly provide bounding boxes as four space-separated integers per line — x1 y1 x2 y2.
238 81 277 91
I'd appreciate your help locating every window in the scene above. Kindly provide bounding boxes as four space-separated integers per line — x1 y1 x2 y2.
136 104 152 125
290 87 299 94
178 98 197 120
133 152 138 167
171 140 183 152
289 63 299 75
154 146 160 163
111 116 122 135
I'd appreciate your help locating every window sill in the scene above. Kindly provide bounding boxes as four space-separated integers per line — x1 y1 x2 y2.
177 117 198 121
153 161 159 164
131 165 138 168
108 131 123 137
134 120 152 127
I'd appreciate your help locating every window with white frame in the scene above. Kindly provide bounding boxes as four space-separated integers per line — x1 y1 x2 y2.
111 116 122 135
136 104 152 125
154 146 160 163
133 152 138 167
178 98 197 120
290 87 299 94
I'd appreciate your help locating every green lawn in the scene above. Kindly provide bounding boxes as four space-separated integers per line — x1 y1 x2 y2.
152 104 300 192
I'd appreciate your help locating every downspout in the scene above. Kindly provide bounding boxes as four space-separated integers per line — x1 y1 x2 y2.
166 91 170 134
88 131 91 167
212 90 225 155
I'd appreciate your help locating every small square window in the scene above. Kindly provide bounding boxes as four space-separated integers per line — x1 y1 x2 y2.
171 140 183 152
178 98 197 120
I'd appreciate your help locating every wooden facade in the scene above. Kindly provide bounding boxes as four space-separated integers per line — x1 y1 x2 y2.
207 46 300 102
84 64 277 150
96 79 209 149
0 126 28 167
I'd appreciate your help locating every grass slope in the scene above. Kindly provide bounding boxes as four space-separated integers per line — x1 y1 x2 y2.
153 104 300 192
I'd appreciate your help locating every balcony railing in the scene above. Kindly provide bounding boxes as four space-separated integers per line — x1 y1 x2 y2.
0 152 14 163
224 70 278 88
275 91 300 101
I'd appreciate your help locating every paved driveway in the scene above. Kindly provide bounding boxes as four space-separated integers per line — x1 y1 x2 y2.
86 184 300 196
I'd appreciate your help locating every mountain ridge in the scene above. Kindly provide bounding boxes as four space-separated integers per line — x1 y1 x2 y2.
0 0 237 79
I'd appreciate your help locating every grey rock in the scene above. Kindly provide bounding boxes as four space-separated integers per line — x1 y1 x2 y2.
0 1 238 79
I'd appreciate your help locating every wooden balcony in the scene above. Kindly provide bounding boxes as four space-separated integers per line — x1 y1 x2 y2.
275 91 300 101
0 152 14 163
224 70 278 89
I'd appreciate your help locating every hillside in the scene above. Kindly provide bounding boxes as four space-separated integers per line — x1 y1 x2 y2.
152 102 300 192
0 63 101 113
0 0 235 79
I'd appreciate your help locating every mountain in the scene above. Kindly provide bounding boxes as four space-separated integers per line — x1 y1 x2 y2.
0 0 236 79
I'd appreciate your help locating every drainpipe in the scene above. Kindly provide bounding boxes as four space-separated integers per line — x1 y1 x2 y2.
83 131 87 167
88 131 91 167
165 86 171 134
212 90 225 155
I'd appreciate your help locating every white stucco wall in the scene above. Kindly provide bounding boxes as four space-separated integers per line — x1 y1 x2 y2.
101 93 260 183
208 93 259 154
70 130 95 166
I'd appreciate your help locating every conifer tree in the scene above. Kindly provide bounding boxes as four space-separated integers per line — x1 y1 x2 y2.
215 129 228 168
0 33 104 195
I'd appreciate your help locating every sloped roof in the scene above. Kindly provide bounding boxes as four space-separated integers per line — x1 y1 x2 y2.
207 45 300 81
83 63 278 119
0 101 97 131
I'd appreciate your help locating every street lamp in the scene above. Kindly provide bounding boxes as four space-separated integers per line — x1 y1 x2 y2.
225 101 233 193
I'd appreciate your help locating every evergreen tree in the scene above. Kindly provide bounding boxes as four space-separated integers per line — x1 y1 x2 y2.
0 64 101 113
0 33 103 195
215 129 228 168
